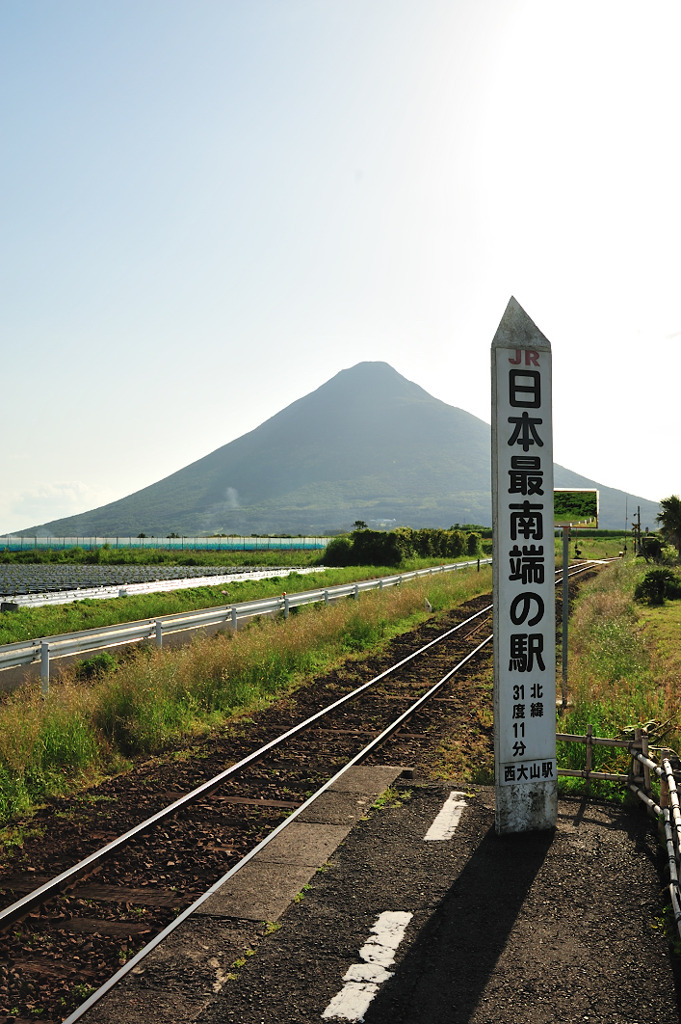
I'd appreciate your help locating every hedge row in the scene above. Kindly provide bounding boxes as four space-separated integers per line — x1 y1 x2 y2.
324 527 483 568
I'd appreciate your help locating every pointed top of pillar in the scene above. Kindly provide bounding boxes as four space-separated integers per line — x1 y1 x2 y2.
492 296 551 352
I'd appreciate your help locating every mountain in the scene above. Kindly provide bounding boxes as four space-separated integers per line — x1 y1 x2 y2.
24 361 659 536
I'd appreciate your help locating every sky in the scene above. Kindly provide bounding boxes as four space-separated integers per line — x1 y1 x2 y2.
2 0 679 534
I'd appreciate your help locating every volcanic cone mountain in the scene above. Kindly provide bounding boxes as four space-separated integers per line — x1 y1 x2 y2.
26 362 658 535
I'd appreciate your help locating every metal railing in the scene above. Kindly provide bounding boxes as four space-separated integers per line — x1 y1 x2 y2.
0 559 490 694
629 739 681 939
558 726 681 940
556 724 632 783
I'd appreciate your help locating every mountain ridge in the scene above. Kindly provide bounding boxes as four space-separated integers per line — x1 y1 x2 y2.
21 361 659 535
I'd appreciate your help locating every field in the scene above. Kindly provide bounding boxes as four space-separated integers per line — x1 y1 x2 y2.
0 562 266 596
552 533 626 560
558 557 681 797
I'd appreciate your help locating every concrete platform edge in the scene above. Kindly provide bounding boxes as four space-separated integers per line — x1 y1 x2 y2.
83 764 405 1024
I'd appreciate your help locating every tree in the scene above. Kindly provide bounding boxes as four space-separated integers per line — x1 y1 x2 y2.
640 536 662 562
634 567 681 605
656 495 681 558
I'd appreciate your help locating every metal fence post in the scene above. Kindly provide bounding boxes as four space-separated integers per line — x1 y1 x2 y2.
642 729 651 797
585 723 593 775
40 641 50 696
231 606 238 631
353 584 359 601
631 728 643 790
661 749 672 809
283 593 289 619
324 590 329 605
561 525 569 709
155 621 163 648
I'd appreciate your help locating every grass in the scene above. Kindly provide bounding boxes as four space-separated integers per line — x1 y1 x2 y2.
552 535 629 562
557 557 681 799
0 564 493 827
369 786 412 812
293 885 311 903
431 661 494 784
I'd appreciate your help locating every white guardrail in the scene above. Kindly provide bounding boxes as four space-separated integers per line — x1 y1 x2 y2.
0 560 491 694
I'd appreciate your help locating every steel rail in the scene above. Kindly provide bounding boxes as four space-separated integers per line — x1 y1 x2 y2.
11 556 607 1021
554 560 611 585
61 633 494 1024
1 557 602 924
0 601 493 929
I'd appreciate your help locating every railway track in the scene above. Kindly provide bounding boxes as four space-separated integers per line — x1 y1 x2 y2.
0 563 603 1023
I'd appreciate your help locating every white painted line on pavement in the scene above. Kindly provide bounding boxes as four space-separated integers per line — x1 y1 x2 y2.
424 790 467 841
322 910 413 1021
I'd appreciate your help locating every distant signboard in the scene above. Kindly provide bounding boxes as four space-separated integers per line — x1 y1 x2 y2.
553 489 599 528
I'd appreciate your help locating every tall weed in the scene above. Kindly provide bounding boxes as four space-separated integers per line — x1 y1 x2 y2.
558 559 677 793
0 682 102 821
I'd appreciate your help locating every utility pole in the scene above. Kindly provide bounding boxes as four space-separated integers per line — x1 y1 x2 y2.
624 496 628 555
561 525 569 709
632 506 641 555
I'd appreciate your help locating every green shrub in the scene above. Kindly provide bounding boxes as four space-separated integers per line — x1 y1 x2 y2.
0 765 33 822
350 529 406 566
74 651 118 680
466 532 482 557
323 530 405 567
323 536 354 566
634 568 681 605
323 527 475 567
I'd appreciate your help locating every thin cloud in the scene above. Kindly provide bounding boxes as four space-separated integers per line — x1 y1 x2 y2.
2 482 117 533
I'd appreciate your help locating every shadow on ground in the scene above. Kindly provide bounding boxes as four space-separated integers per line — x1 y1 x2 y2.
363 825 553 1024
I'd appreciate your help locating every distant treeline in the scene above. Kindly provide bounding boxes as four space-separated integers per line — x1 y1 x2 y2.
324 527 485 567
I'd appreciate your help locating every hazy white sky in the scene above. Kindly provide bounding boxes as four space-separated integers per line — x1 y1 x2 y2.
2 0 679 533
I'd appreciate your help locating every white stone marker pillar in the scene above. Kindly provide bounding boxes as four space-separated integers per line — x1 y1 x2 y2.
491 297 557 834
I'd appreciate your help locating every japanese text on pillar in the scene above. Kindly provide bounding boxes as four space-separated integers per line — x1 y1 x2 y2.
500 351 556 785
